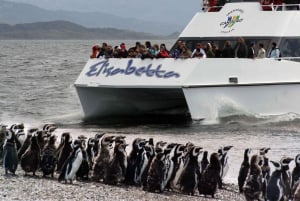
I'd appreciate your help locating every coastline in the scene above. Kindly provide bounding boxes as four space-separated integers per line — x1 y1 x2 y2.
0 168 245 201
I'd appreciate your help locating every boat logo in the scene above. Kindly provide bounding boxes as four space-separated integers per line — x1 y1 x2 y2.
85 59 180 79
220 9 244 33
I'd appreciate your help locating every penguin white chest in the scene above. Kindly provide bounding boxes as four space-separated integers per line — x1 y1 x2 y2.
65 150 83 180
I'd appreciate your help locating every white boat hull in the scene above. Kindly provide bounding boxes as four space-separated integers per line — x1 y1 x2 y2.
183 83 300 122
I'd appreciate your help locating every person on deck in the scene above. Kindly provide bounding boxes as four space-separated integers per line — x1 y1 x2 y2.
257 43 266 58
156 44 169 58
90 45 100 58
234 37 248 58
191 43 206 58
268 42 281 58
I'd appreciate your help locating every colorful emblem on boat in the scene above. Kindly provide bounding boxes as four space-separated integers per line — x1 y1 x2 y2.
86 59 180 79
220 9 244 33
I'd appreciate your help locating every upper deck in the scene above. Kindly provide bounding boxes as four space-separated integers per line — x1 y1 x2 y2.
180 2 300 38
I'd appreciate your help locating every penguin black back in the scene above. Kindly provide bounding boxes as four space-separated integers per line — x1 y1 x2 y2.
267 160 284 201
56 132 72 173
292 154 300 189
147 152 166 193
3 128 18 175
41 135 57 177
200 150 209 174
20 135 41 176
238 148 251 193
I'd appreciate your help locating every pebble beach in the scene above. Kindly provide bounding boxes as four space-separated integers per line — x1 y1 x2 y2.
0 168 245 201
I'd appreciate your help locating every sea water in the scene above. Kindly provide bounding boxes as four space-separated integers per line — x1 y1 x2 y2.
1 40 300 184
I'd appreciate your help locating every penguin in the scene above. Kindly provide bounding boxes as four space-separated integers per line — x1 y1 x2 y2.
36 130 47 151
280 156 294 200
20 135 41 176
92 135 114 182
125 138 145 185
133 139 148 186
56 132 72 172
0 124 8 164
3 128 18 175
238 148 251 193
86 137 96 169
170 144 186 192
40 135 57 177
58 139 83 184
218 145 233 180
179 146 202 195
76 137 90 181
15 129 25 151
42 124 57 133
198 152 222 198
266 160 284 201
243 154 263 201
200 150 209 175
292 154 300 190
161 143 177 191
17 128 37 160
141 139 155 189
93 132 106 158
9 124 24 151
146 152 166 193
105 143 128 185
259 147 271 200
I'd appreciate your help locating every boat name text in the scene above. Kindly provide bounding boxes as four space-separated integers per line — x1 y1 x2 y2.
86 59 180 79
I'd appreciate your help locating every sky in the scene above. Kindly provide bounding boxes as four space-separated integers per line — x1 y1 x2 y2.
4 0 201 26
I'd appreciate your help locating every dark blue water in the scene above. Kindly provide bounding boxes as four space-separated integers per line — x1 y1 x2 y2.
1 40 300 184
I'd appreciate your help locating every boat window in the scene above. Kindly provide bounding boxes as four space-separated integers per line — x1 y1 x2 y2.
280 38 300 57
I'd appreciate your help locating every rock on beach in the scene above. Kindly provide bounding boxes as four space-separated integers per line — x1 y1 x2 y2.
0 168 245 201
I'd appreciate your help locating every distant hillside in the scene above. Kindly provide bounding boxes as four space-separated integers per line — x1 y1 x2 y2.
0 20 165 39
0 0 183 35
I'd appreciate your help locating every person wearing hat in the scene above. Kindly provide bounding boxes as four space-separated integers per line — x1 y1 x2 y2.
268 42 281 58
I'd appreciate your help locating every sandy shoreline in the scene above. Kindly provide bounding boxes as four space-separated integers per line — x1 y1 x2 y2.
0 168 245 201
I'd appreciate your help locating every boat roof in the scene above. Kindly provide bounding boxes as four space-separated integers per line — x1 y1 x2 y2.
179 2 300 38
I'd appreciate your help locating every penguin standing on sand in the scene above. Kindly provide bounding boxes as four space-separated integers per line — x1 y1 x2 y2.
92 135 114 182
93 132 105 158
280 156 294 200
238 148 251 193
179 146 202 195
125 138 145 185
0 125 7 163
243 154 263 201
170 144 185 191
292 154 300 190
266 160 284 201
86 137 95 169
3 128 18 175
105 143 128 185
198 152 222 198
58 139 83 184
141 139 155 189
20 135 41 176
218 145 233 180
76 138 90 181
147 152 166 193
56 132 72 173
161 143 177 191
259 147 271 200
41 135 57 177
133 139 148 186
17 128 37 160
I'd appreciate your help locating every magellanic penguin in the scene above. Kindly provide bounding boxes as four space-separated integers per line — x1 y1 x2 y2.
3 128 18 175
259 147 271 200
179 146 202 195
56 132 72 173
170 144 186 192
292 154 300 190
20 135 41 176
58 139 83 184
105 143 128 185
147 152 166 193
141 139 155 190
243 154 263 201
86 137 95 170
293 180 300 201
155 140 167 154
280 156 294 200
266 160 284 201
133 138 148 186
17 128 37 160
218 145 233 180
125 138 145 185
92 135 114 182
0 124 8 163
93 132 106 158
198 152 222 198
40 135 57 177
76 137 90 181
238 148 251 193
161 143 177 191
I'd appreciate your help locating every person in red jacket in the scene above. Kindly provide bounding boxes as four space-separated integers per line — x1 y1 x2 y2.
156 44 169 58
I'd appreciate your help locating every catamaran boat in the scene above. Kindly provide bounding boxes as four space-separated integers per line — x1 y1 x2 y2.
74 1 300 123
